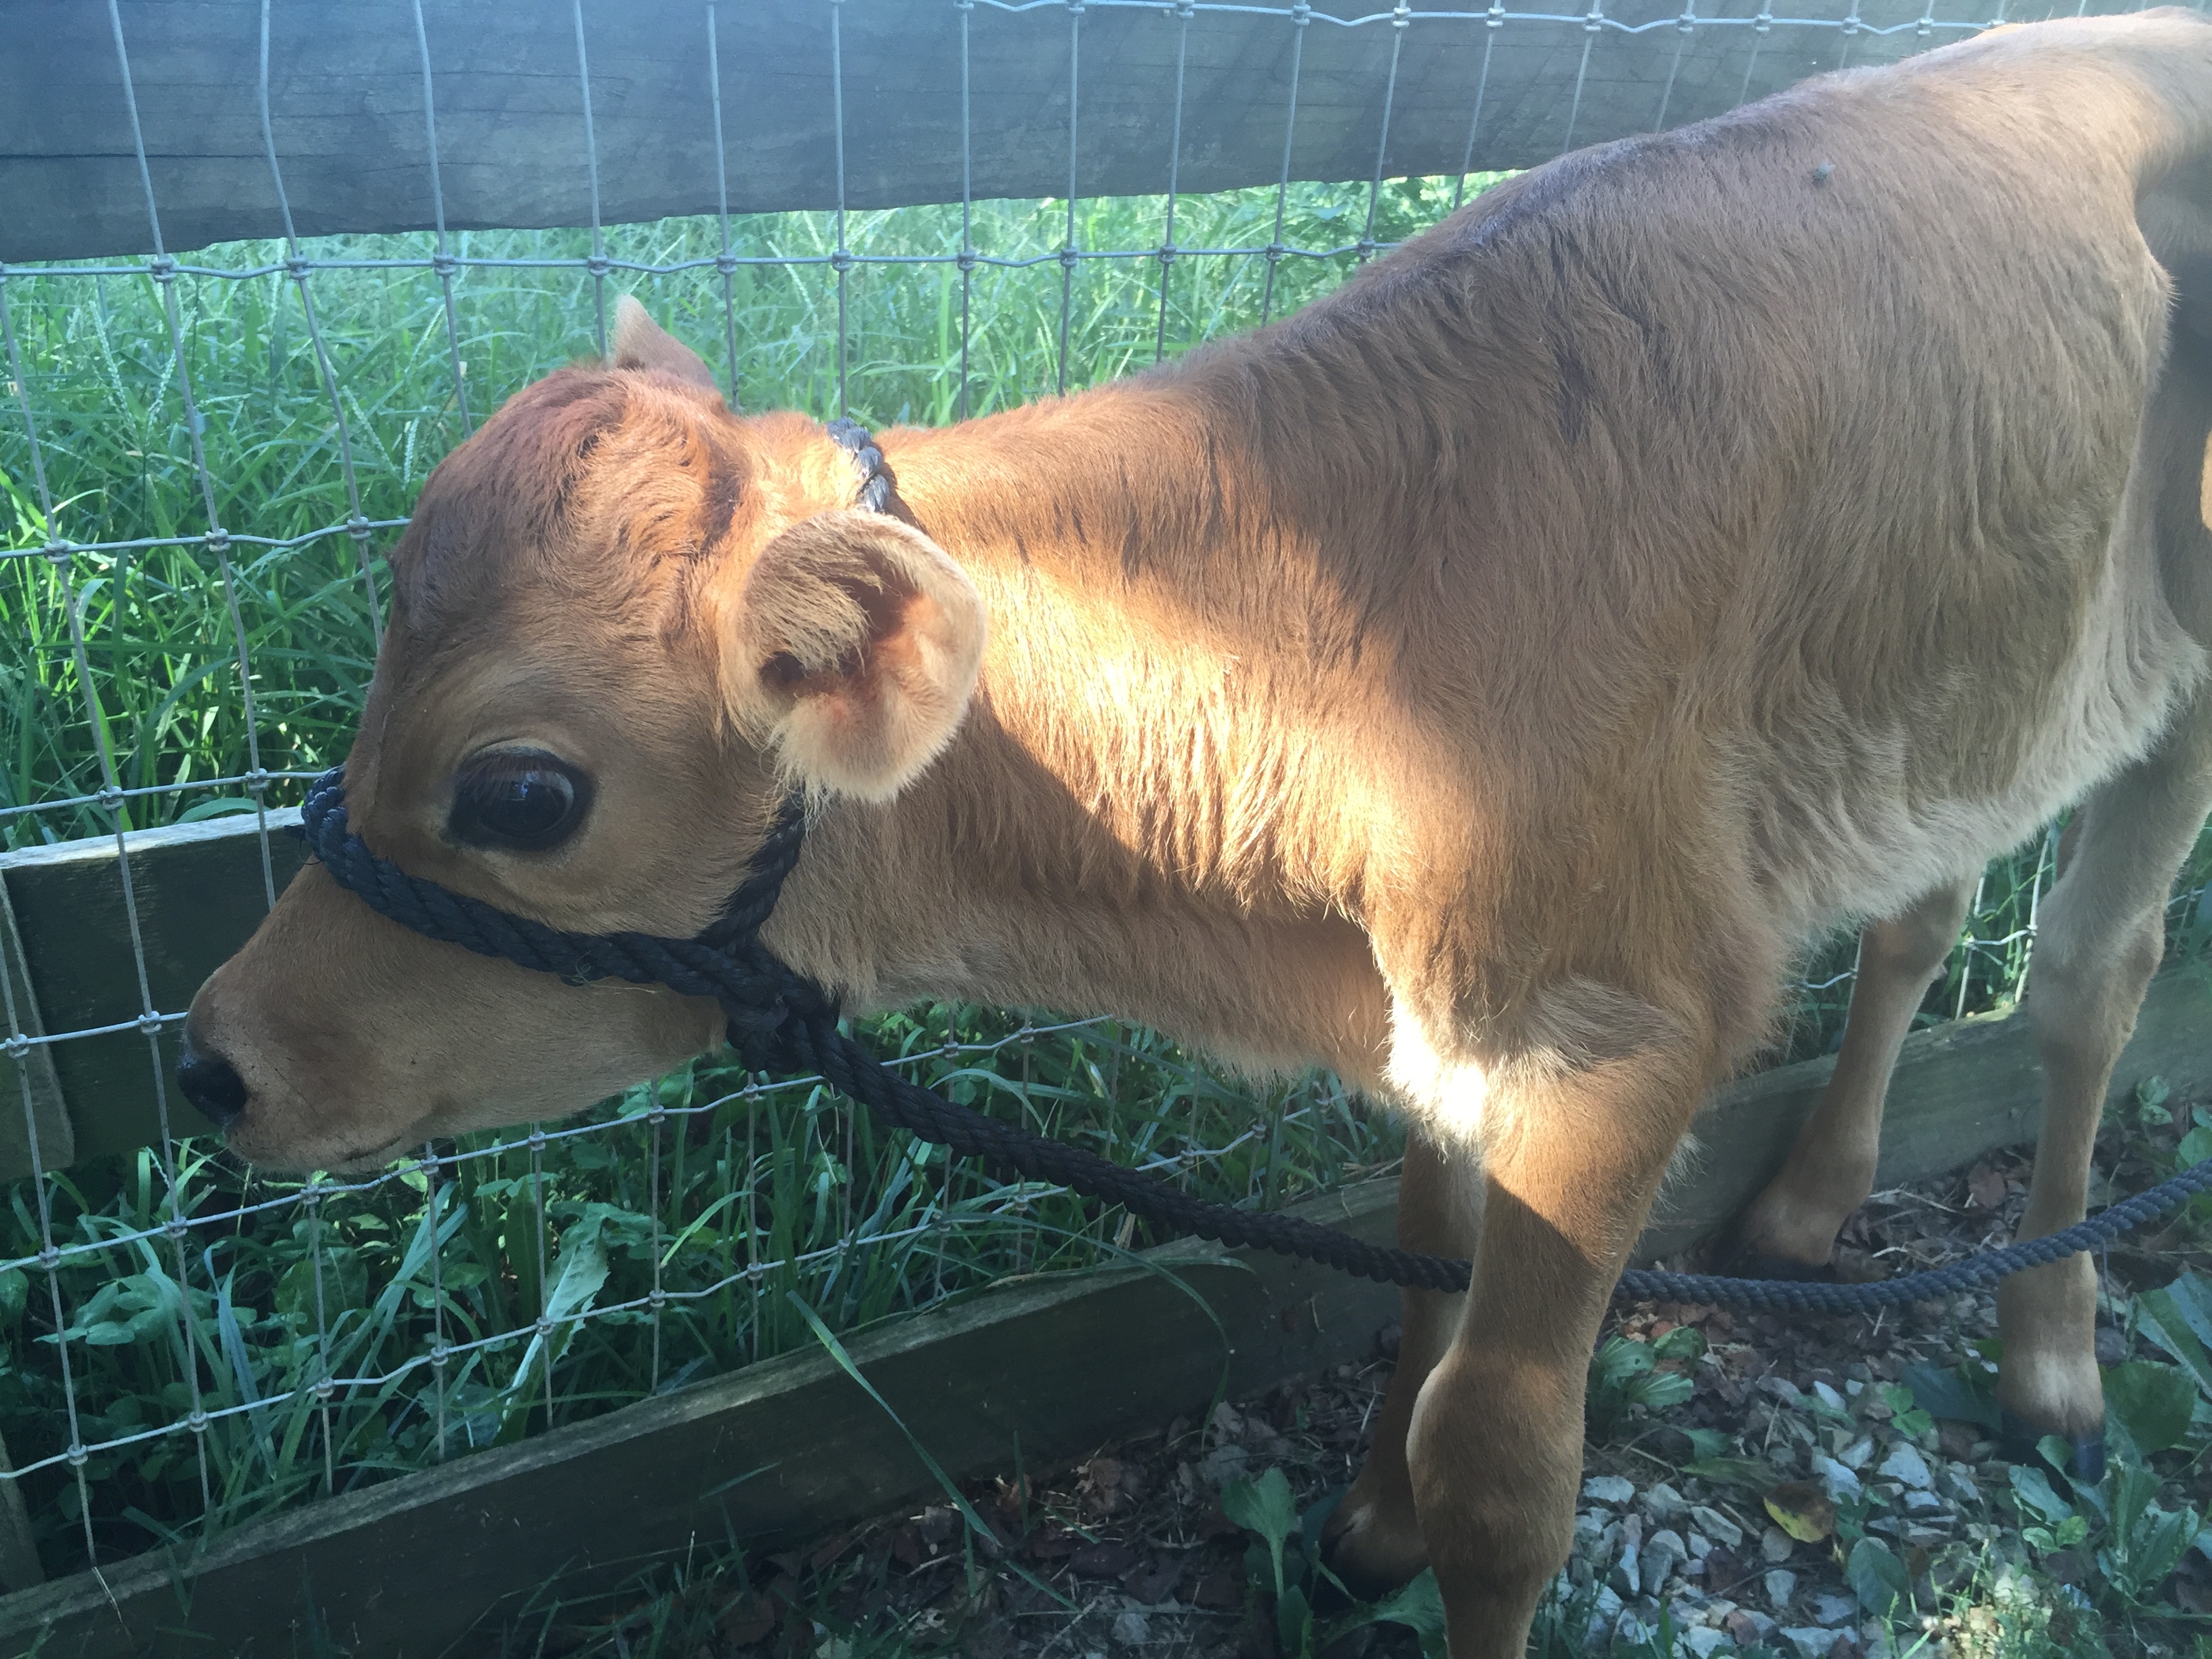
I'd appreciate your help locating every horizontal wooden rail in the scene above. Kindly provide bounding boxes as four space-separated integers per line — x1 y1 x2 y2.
0 0 2093 264
1643 968 2212 1258
0 811 306 1174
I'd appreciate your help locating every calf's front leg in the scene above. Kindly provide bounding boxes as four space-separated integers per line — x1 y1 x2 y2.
1324 1126 1483 1595
1404 1009 1717 1656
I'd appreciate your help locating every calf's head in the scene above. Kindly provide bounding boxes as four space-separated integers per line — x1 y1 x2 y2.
182 300 985 1171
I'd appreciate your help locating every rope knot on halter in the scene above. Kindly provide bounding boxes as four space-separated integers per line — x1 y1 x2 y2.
285 417 2212 1309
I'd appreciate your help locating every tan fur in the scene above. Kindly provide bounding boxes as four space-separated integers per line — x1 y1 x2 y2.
185 15 2212 1653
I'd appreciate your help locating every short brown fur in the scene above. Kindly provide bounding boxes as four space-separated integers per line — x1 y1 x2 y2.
187 16 2212 1652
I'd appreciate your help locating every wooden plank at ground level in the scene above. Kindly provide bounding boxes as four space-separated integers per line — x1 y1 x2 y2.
3 0 2146 264
0 1180 1402 1659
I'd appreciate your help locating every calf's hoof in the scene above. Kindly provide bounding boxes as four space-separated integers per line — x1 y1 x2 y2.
1999 1409 2106 1489
1318 1489 1427 1606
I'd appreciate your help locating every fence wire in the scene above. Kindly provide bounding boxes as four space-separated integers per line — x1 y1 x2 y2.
0 0 2203 1589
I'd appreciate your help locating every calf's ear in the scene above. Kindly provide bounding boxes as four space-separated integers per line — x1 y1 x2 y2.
610 295 724 398
732 510 986 800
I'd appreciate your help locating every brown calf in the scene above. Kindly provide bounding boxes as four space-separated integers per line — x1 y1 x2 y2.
183 14 2212 1653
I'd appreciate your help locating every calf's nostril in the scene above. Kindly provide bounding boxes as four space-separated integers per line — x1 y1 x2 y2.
177 1043 249 1130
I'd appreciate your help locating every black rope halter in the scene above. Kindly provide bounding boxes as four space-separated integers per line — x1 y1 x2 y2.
293 418 2212 1311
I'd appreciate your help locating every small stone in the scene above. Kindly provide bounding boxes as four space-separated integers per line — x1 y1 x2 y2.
1683 1631 1729 1659
1936 1420 1981 1463
1615 1611 1652 1646
1643 1528 1688 1592
1810 1593 1858 1626
1759 1376 1805 1408
1725 1608 1778 1645
1902 1490 1946 1517
1877 1443 1932 1490
1692 1504 1744 1551
2094 1326 2128 1366
1574 1510 1610 1549
1765 1568 1799 1611
1814 1380 1847 1414
1687 1530 1713 1559
1838 1435 1877 1471
1586 1583 1624 1640
1761 1524 1797 1563
1110 1607 1151 1647
1645 1482 1687 1523
1942 1470 1981 1507
1782 1626 1841 1659
1905 1523 1952 1548
1583 1475 1637 1506
1610 1515 1644 1597
1813 1454 1864 1503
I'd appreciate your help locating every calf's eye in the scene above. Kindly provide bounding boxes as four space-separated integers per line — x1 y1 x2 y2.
449 754 592 851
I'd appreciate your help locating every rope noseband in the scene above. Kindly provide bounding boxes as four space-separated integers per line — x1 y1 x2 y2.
293 419 2212 1311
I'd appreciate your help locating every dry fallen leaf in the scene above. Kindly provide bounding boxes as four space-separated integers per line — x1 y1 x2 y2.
1763 1480 1838 1544
716 1591 779 1645
1967 1162 2007 1210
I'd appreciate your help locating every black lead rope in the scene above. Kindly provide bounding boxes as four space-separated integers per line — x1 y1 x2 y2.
295 421 2212 1311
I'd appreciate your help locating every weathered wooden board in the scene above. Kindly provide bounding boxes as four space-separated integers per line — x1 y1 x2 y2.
0 1179 1405 1659
0 811 306 1167
1 0 2142 265
1641 969 2212 1259
0 878 70 1181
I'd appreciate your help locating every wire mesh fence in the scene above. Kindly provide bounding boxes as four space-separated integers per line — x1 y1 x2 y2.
0 0 2203 1587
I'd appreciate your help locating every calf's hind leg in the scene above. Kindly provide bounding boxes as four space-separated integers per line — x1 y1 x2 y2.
1999 691 2212 1478
1321 1126 1483 1595
1729 881 1975 1273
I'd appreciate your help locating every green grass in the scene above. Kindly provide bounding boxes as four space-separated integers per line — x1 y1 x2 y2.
0 169 2208 1594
